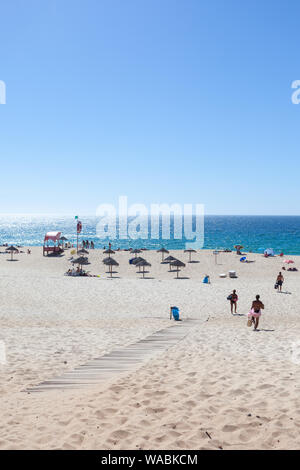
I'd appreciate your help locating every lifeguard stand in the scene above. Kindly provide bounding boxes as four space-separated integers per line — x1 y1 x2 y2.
43 231 63 256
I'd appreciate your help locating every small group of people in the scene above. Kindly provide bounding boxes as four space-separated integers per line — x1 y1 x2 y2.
65 267 88 276
227 290 264 330
227 270 288 330
65 267 99 278
82 240 94 249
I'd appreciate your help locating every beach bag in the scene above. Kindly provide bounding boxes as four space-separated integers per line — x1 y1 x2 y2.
227 295 232 300
274 282 278 289
247 318 252 327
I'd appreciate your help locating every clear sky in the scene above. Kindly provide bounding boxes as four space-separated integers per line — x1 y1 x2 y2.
0 0 300 215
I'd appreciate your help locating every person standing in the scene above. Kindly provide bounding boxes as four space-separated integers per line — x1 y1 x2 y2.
228 289 238 314
276 272 284 292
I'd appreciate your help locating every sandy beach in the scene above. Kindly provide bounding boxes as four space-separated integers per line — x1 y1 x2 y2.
1 246 300 449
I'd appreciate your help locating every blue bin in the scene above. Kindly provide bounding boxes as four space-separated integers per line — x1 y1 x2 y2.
171 307 180 321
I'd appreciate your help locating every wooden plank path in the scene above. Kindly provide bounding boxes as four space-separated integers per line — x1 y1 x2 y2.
26 320 198 393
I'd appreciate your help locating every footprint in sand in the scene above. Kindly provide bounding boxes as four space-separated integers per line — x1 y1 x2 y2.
70 433 85 445
110 429 130 439
222 424 238 433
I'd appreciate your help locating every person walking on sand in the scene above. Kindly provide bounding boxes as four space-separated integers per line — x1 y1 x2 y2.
276 271 284 292
228 289 238 314
248 295 264 330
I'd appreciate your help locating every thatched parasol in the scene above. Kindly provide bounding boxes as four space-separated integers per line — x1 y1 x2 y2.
130 249 142 258
164 255 178 270
136 259 151 278
103 248 115 258
72 256 90 269
184 248 197 262
157 247 169 262
103 257 119 277
6 245 19 261
77 248 89 255
170 259 186 278
131 256 146 272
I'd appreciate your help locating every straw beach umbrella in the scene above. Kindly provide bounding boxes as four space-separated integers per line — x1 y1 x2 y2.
131 256 145 264
72 256 90 269
77 248 89 255
170 259 186 278
103 248 115 258
130 249 142 258
131 256 146 272
6 245 18 261
184 248 196 262
164 255 178 270
136 260 151 278
103 257 119 278
59 235 68 246
157 247 169 262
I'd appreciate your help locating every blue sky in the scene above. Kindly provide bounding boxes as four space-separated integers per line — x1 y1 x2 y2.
0 0 300 215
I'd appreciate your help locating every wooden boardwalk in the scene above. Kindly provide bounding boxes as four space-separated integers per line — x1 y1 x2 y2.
26 320 197 393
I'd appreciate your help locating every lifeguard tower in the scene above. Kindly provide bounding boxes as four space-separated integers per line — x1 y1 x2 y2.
43 231 63 256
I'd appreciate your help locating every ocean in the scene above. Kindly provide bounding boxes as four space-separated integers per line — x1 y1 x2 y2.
0 215 300 255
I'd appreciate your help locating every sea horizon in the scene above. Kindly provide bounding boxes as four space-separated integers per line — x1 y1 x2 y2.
1 214 300 255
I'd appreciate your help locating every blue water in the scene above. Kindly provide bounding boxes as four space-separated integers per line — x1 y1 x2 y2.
0 215 300 255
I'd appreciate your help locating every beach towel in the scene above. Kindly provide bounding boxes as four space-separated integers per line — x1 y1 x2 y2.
248 308 261 318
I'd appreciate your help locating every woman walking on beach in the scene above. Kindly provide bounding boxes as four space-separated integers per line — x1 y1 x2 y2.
228 290 238 314
248 295 264 330
276 272 284 292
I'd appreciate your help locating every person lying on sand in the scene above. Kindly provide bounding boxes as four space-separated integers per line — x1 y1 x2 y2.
248 295 264 330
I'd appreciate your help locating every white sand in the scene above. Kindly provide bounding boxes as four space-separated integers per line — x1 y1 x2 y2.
1 246 300 449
